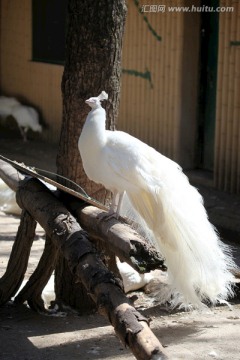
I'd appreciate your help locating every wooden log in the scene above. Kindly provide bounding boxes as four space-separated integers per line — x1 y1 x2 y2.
0 159 166 273
0 158 24 190
0 159 60 311
0 210 36 305
14 235 59 312
63 195 166 273
15 177 168 359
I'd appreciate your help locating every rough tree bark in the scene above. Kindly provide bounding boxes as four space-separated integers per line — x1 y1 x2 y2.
0 159 165 311
15 177 168 360
14 235 59 312
56 0 127 311
0 210 36 305
57 0 127 190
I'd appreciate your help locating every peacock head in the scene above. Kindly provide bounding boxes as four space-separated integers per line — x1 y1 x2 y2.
85 91 108 109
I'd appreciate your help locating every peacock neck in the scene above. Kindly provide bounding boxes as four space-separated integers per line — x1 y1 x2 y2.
83 106 107 147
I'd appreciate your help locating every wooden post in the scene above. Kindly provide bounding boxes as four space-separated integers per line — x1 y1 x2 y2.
0 210 36 305
14 235 59 312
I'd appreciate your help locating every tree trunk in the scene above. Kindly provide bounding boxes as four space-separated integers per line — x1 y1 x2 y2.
56 0 127 311
57 0 127 191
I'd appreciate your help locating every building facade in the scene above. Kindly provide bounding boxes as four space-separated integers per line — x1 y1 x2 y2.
0 0 239 193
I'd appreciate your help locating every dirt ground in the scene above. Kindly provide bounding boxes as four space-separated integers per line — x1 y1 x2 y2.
0 137 240 360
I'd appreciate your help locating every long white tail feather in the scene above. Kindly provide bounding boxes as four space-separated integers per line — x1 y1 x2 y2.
80 92 236 309
120 154 235 308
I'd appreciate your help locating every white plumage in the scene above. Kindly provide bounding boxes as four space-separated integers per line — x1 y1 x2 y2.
0 96 42 141
11 105 42 135
78 91 235 308
0 179 55 216
15 274 55 310
116 258 154 293
0 96 20 118
0 178 22 215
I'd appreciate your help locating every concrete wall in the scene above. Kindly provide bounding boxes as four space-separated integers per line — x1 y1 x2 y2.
2 0 228 177
0 0 63 142
0 0 199 167
214 0 240 193
119 0 192 164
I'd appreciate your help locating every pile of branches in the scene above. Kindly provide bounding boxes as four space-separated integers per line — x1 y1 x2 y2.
0 158 168 360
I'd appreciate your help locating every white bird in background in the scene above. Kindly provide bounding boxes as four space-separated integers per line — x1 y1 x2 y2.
0 96 21 118
0 96 42 141
0 178 22 215
11 105 42 142
116 257 155 293
0 179 55 216
78 91 235 308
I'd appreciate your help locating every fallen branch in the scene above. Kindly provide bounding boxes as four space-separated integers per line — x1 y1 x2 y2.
14 235 59 312
0 210 36 305
15 177 168 359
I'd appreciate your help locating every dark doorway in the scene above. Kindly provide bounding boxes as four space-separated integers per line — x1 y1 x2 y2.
197 0 219 170
32 0 68 65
